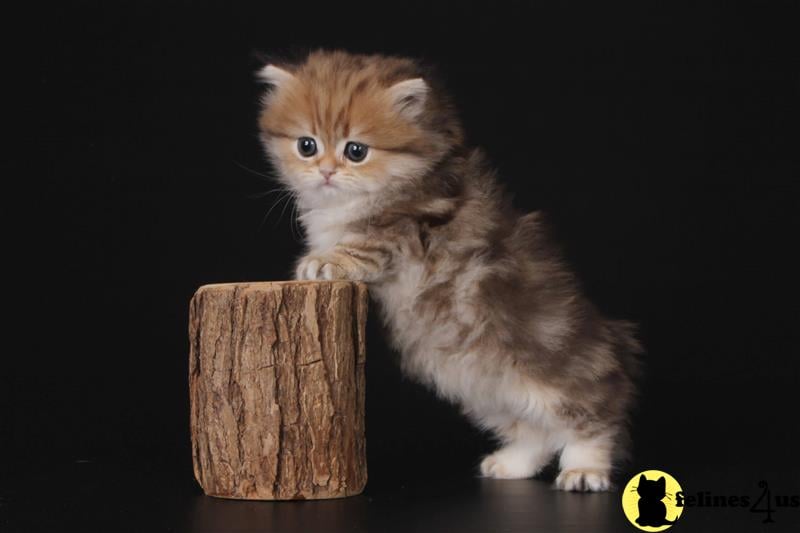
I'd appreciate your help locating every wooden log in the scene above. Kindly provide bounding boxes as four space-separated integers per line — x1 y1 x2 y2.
188 281 368 500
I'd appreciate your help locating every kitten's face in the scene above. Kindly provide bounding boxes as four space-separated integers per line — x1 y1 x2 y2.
258 52 457 209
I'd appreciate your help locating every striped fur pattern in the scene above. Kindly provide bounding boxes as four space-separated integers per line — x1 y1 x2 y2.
257 50 642 491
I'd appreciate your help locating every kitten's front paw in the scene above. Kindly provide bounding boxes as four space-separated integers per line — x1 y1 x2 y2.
554 469 611 492
296 256 346 280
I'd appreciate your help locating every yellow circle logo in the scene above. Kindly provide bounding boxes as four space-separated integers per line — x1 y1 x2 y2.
621 470 684 531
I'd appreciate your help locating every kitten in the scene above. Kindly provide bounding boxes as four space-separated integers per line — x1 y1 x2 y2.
256 50 641 492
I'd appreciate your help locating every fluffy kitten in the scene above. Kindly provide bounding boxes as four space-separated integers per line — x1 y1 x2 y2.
257 50 641 491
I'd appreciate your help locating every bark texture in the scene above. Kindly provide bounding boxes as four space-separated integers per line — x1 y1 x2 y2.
189 281 368 500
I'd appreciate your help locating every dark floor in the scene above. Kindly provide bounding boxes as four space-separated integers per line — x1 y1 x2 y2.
2 453 798 533
3 375 800 533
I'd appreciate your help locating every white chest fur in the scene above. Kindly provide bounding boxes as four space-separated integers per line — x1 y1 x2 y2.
300 198 367 252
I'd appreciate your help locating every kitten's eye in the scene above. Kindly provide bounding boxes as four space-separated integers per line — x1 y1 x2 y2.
297 137 317 157
344 141 368 162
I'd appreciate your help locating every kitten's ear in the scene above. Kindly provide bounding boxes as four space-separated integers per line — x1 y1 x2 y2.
657 477 666 488
256 64 295 87
388 78 429 119
639 474 647 484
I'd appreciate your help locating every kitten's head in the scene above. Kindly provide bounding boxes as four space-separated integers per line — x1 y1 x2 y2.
257 50 462 209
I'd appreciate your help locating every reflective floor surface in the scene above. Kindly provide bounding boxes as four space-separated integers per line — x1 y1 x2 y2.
2 459 798 533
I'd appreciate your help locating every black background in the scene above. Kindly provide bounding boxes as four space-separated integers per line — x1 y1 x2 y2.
3 1 799 532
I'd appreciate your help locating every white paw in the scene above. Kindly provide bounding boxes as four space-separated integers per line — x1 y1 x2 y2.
479 450 537 479
295 257 345 280
555 469 611 492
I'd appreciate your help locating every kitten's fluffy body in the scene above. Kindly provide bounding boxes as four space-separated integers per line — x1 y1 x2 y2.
258 50 641 491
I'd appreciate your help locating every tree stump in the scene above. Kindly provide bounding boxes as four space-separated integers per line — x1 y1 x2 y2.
188 281 368 500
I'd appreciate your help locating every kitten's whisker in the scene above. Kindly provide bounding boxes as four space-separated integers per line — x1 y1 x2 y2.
248 187 290 200
259 190 294 232
289 194 303 242
277 190 294 226
234 160 276 182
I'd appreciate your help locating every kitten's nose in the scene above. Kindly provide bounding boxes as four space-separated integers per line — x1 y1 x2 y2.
320 168 336 181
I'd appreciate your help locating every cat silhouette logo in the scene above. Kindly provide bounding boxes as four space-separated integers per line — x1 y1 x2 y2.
621 470 684 531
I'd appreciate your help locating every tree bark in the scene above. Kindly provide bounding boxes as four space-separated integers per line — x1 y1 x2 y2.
189 281 368 500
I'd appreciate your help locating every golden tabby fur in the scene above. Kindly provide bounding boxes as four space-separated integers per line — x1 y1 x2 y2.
257 50 641 491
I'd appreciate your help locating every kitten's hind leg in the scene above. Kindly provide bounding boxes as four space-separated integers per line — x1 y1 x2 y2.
555 430 615 492
479 421 557 480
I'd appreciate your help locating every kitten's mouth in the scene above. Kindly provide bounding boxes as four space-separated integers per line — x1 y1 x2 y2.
315 180 340 194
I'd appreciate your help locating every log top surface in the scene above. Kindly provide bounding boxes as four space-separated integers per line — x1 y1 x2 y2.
195 280 367 293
